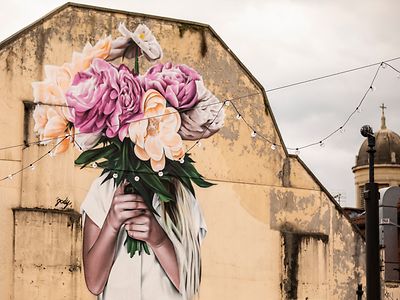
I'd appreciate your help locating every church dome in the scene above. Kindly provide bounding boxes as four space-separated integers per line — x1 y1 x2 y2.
355 106 400 167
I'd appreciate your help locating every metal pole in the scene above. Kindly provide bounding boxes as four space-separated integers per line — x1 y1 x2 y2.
360 125 381 300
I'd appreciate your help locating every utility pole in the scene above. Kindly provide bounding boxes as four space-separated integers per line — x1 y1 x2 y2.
360 125 381 300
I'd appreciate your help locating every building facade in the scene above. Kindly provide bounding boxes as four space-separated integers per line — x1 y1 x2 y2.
0 3 368 299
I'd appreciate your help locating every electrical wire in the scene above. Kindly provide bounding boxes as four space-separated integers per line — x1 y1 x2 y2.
1 57 400 181
265 57 400 92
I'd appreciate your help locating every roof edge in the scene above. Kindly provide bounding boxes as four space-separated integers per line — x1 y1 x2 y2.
0 3 70 49
288 154 366 241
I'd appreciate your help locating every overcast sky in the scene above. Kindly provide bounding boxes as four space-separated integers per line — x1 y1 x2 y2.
1 0 400 207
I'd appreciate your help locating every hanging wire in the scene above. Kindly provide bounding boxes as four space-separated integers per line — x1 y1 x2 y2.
265 57 400 93
0 56 400 182
285 63 383 151
0 92 260 151
0 136 68 181
383 62 400 74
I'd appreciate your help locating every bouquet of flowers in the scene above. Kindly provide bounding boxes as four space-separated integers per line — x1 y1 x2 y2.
32 23 225 256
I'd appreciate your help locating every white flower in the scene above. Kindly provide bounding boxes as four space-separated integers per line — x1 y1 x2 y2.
108 36 131 60
109 23 163 62
74 131 103 151
178 83 225 140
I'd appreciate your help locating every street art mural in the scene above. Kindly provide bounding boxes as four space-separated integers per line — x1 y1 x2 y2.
31 23 225 300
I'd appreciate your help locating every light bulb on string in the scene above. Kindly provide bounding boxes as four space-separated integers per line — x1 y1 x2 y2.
49 151 56 158
339 126 345 134
30 164 35 171
381 62 386 69
251 131 257 138
112 173 118 179
295 148 300 155
196 141 202 148
271 144 276 150
91 162 98 168
319 141 325 148
370 85 376 92
134 176 140 182
236 114 242 120
179 158 185 164
7 174 13 180
158 171 164 177
224 100 230 107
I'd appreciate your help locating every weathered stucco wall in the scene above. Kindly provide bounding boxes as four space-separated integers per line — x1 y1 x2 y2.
0 3 373 300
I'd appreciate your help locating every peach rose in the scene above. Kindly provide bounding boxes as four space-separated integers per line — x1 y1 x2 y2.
32 105 70 154
81 36 112 70
31 36 113 152
129 89 185 171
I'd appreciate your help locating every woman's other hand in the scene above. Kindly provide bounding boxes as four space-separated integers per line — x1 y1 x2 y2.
105 181 148 234
124 195 168 248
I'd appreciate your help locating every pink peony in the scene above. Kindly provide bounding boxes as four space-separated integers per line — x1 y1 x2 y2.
141 62 203 110
66 59 144 141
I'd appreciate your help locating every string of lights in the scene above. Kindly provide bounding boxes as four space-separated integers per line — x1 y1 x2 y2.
0 101 227 182
1 58 399 152
286 62 383 151
265 57 400 93
0 136 68 181
1 58 400 181
0 92 260 152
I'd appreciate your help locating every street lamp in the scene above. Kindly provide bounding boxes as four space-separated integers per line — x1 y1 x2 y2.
360 125 381 300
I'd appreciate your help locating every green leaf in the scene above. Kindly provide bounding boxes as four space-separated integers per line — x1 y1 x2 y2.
143 243 150 255
129 239 135 258
132 239 138 256
182 161 215 188
139 241 143 255
126 175 159 216
136 164 174 202
166 161 195 196
134 46 139 75
75 143 118 166
158 193 172 203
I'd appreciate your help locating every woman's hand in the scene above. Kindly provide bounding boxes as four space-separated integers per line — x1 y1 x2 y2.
124 196 168 248
123 196 180 289
104 181 148 234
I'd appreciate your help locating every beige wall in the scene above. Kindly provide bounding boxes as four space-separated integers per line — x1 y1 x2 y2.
0 3 375 299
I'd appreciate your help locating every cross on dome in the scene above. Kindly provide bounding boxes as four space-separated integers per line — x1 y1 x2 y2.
380 103 387 130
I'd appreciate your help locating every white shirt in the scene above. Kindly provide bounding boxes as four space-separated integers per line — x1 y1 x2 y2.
81 174 207 300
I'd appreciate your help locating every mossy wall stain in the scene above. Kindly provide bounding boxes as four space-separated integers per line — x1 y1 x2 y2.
281 229 329 299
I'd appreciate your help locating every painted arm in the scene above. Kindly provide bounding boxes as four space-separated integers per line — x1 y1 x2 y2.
83 183 180 295
82 183 148 295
